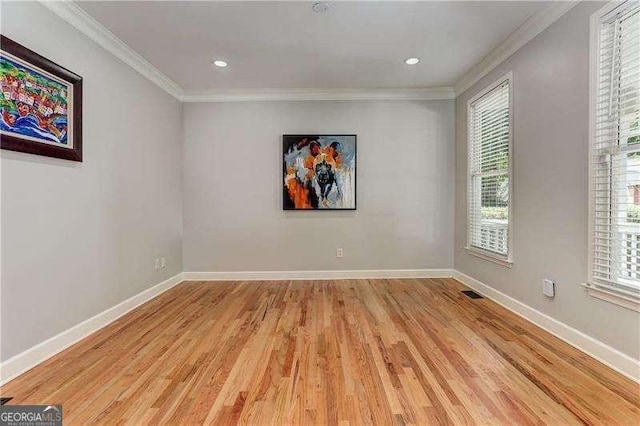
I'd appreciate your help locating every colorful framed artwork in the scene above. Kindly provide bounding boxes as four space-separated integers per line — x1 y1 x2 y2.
1 35 82 161
283 134 356 210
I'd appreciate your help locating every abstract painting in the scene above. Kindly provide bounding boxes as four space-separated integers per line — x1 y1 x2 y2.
1 35 82 161
283 134 356 210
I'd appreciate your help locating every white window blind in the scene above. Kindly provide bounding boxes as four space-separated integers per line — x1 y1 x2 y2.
468 77 512 261
591 1 640 300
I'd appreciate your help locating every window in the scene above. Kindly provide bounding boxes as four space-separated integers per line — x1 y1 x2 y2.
587 0 640 310
467 74 513 266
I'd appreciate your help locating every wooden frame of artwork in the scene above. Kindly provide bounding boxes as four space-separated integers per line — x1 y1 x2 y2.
1 35 83 162
283 134 357 210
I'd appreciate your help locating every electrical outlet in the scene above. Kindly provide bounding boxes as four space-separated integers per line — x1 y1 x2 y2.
155 258 160 271
542 278 555 298
161 257 166 268
336 248 343 258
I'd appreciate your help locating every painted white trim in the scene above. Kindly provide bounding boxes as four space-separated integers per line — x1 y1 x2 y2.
38 1 577 102
39 0 183 100
454 1 578 96
2 269 637 387
466 72 515 265
183 269 455 281
36 0 455 103
465 247 513 268
453 270 640 383
586 1 640 311
181 87 455 103
0 272 184 386
582 283 640 313
587 2 600 313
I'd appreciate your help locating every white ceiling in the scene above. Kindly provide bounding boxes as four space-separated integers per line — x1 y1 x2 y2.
77 1 548 93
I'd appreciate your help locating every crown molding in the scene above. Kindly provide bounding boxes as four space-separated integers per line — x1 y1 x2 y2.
40 0 183 100
181 87 455 102
453 1 579 97
32 1 455 104
42 0 568 103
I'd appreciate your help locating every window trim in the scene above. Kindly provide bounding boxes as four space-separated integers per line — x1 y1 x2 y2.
586 1 640 311
466 71 514 267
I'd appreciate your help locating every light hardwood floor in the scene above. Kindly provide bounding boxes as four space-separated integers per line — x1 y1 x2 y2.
1 278 639 425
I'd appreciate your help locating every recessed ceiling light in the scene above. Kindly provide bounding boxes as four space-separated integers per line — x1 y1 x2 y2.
312 2 329 13
405 57 420 65
212 60 228 68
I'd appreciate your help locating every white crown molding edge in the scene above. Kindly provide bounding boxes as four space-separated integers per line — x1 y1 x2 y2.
182 269 455 281
38 1 577 102
39 0 183 100
181 87 456 102
452 270 640 384
453 1 579 97
38 1 454 103
36 2 456 103
0 272 184 386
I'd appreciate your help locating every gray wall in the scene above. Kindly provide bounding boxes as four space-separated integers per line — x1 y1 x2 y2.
1 2 183 361
454 1 640 359
5 0 633 368
183 100 454 271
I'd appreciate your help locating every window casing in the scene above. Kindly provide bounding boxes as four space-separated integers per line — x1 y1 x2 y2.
587 0 640 310
467 74 513 266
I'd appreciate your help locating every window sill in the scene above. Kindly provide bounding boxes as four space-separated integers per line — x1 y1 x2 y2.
581 283 640 312
465 247 513 268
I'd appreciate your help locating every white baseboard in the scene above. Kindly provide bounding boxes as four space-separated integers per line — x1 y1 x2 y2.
182 269 455 281
4 269 636 387
0 272 184 386
452 270 640 383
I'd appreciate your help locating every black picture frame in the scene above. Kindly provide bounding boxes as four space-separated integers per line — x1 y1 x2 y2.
1 35 83 162
283 134 357 210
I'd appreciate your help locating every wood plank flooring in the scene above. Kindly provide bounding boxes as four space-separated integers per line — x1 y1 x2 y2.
1 278 639 425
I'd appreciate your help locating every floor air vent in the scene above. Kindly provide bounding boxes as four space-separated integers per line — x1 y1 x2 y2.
462 290 483 299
